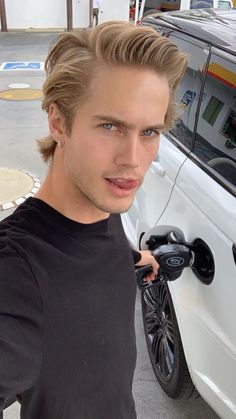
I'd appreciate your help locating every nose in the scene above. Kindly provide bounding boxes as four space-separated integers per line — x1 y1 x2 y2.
114 134 139 168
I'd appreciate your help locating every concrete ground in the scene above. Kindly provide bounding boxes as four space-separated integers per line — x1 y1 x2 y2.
0 31 219 419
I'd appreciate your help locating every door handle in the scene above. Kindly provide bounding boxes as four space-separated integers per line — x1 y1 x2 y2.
151 161 165 177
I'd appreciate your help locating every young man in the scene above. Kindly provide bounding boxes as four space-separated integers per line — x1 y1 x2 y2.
0 22 187 419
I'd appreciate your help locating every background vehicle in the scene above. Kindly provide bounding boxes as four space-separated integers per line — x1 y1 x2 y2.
141 0 233 14
143 0 162 13
217 0 233 8
122 9 236 419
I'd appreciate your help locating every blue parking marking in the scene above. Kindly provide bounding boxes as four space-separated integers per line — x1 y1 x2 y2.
0 62 43 70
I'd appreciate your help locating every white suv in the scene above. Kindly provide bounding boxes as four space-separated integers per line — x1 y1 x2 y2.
122 9 236 419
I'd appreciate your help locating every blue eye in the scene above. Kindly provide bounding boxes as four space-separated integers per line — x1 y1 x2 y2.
142 129 160 138
103 123 115 130
143 129 154 137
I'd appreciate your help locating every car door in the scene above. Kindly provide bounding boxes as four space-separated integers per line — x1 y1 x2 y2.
122 137 187 248
122 32 209 248
142 49 236 419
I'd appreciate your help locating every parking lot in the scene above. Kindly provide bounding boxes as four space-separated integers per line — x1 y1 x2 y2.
0 31 219 419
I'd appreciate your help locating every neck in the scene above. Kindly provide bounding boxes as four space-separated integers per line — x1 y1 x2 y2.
35 154 109 224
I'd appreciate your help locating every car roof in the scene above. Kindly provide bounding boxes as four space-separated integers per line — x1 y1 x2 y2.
142 9 236 55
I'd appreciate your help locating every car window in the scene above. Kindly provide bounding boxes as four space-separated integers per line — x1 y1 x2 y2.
145 0 160 7
167 34 209 151
218 0 231 7
194 51 236 187
190 0 214 8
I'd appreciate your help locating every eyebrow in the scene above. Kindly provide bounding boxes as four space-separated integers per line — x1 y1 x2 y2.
93 115 165 131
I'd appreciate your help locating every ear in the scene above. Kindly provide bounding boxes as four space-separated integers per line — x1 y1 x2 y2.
48 103 65 141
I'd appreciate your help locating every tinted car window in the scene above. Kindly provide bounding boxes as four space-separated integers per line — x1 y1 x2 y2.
190 0 214 7
168 34 209 151
194 52 236 187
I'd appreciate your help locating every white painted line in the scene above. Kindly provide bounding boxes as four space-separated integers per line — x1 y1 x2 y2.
31 187 40 193
2 202 15 210
0 62 44 71
15 197 26 205
25 192 34 198
0 169 41 212
8 83 31 89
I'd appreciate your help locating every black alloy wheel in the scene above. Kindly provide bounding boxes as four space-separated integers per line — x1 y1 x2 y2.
141 281 198 399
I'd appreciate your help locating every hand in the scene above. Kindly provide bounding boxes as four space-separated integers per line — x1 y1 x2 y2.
135 250 159 282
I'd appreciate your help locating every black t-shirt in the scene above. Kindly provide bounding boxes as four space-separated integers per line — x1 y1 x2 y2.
0 198 140 419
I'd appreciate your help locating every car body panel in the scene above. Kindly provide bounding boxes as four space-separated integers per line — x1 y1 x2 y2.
135 158 236 418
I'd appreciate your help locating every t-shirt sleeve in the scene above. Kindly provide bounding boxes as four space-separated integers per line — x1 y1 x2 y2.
130 248 142 264
0 242 43 411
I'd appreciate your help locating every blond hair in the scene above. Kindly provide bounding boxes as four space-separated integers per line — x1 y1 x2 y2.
38 21 187 163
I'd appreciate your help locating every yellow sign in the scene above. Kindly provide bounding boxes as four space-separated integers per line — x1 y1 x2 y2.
208 63 236 89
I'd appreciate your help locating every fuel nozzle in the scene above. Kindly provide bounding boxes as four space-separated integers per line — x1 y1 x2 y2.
136 239 194 289
152 244 194 281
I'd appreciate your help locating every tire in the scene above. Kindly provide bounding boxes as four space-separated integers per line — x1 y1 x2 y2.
141 281 198 399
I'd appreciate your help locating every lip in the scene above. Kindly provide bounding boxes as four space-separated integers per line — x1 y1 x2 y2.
105 177 140 197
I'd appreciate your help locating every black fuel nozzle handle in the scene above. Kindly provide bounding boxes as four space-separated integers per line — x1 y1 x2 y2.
153 244 194 281
136 264 159 289
136 265 165 289
136 243 194 289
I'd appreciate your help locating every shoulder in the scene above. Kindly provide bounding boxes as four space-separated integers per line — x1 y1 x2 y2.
0 239 31 273
0 199 44 253
0 240 42 320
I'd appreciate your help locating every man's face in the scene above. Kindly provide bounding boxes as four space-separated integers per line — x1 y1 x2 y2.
63 65 169 215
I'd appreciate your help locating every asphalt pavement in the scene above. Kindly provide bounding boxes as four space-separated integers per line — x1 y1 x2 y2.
0 31 219 419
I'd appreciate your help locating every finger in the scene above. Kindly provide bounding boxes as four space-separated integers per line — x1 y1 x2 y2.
144 272 156 282
151 263 159 276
